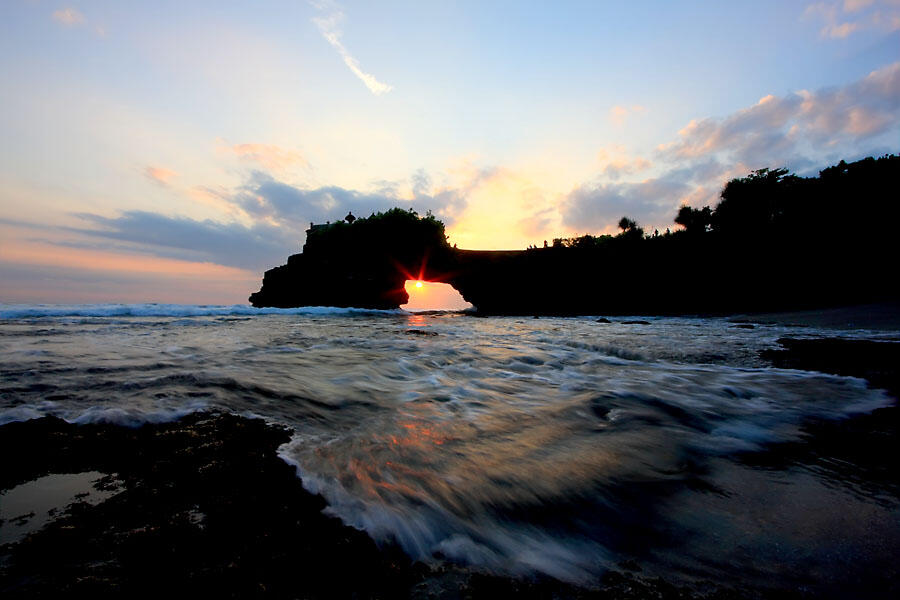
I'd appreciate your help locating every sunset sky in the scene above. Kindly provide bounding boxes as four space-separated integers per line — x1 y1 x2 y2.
1 1 898 304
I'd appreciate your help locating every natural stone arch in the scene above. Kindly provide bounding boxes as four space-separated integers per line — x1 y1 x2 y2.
400 280 472 311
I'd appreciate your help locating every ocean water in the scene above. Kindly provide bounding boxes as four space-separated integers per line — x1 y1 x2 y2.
1 304 898 591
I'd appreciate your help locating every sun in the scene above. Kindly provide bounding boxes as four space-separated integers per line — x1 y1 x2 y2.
402 279 473 311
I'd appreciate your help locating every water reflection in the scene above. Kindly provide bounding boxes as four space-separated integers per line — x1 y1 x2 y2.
406 313 428 329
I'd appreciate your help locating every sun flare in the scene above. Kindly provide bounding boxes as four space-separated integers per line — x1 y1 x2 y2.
402 280 472 311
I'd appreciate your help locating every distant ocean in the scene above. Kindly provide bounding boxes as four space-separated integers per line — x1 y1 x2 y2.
2 304 898 588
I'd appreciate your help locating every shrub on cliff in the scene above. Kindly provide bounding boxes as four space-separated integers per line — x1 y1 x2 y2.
302 207 451 268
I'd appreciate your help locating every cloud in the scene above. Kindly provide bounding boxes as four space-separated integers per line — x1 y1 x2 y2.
441 164 565 249
69 211 295 272
0 260 255 304
310 1 393 95
657 61 900 168
561 175 692 234
596 145 652 180
189 185 249 219
804 0 900 38
609 104 646 126
844 0 875 11
825 21 862 37
19 58 895 269
231 143 308 171
52 7 85 26
144 166 178 186
51 167 470 272
232 170 467 229
517 207 556 239
561 62 900 235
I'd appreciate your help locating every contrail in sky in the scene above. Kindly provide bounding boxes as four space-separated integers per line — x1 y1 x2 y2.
310 1 393 96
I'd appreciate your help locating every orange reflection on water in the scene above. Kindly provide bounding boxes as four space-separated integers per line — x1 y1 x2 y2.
332 420 453 503
406 313 427 326
391 421 448 446
344 456 424 500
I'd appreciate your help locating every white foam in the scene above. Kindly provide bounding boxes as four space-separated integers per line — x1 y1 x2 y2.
0 400 208 428
70 401 208 427
0 405 46 426
0 303 405 319
277 437 601 583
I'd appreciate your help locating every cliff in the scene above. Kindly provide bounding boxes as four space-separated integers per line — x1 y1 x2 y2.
249 155 900 315
249 208 456 309
250 228 897 316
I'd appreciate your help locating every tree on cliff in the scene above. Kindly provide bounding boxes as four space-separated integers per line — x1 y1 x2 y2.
303 207 449 258
674 205 712 235
617 216 644 239
251 207 453 309
712 167 798 237
618 217 636 232
251 154 899 312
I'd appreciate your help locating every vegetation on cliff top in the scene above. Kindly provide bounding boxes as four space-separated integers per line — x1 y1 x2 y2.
549 153 898 251
251 154 899 313
294 153 898 259
303 207 450 260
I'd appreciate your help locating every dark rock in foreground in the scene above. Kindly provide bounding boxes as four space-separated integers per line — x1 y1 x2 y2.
405 329 439 336
754 337 900 501
0 413 413 598
761 337 900 398
1 413 789 599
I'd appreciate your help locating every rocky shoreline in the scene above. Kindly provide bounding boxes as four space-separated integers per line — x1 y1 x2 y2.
0 413 416 598
1 335 898 598
0 413 746 599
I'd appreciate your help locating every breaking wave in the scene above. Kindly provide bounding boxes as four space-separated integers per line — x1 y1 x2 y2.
1 307 897 587
0 303 404 319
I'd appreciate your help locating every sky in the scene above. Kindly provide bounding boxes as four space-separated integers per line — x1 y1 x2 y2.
0 0 898 304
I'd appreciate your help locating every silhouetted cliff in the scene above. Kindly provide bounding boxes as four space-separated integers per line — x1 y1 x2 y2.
249 208 455 309
250 155 900 315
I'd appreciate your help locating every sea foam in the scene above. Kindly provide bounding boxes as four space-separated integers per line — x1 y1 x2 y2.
0 303 404 319
2 308 897 586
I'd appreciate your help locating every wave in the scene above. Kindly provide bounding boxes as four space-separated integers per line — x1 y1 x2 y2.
273 362 893 580
0 400 209 428
0 303 405 319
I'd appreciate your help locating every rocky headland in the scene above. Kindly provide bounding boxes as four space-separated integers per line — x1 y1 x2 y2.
249 156 900 316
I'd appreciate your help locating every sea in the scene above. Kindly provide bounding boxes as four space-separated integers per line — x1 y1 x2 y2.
1 303 898 593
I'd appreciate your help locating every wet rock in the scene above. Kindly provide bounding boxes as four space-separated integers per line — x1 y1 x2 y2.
761 337 900 398
596 318 612 323
754 337 900 501
622 320 651 325
0 413 414 598
0 411 855 599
